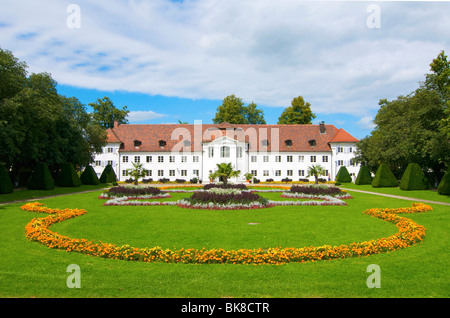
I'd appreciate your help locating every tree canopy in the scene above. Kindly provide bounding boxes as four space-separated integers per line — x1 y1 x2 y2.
213 95 266 124
277 96 316 124
89 96 129 129
355 51 449 184
0 47 108 183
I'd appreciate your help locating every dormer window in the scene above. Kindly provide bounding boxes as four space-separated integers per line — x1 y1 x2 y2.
261 139 269 147
159 140 167 148
285 139 293 147
134 140 142 148
308 140 316 147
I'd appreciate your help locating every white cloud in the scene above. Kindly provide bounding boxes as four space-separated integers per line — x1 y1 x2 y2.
357 116 376 130
0 0 449 117
127 110 167 123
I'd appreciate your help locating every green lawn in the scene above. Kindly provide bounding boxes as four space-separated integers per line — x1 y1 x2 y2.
0 187 448 298
0 184 109 204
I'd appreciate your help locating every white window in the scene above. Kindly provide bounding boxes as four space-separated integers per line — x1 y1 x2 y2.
287 155 293 162
147 170 152 176
122 170 128 177
122 156 128 163
107 160 114 166
287 170 293 176
158 156 164 163
263 156 269 162
251 156 257 162
169 156 175 163
146 156 152 163
181 156 187 163
275 170 281 176
311 156 316 163
337 160 344 166
298 156 304 162
107 147 113 153
263 170 269 176
193 170 199 176
275 156 281 162
251 170 257 177
134 156 140 163
181 170 187 177
221 146 230 158
322 156 328 163
193 156 199 163
237 147 243 158
208 147 214 158
338 147 343 153
95 160 101 166
299 170 305 177
158 170 164 176
169 170 175 176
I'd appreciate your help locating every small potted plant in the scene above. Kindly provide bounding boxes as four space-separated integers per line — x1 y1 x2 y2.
244 173 253 184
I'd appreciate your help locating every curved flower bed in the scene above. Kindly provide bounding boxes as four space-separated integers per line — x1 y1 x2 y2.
20 202 432 265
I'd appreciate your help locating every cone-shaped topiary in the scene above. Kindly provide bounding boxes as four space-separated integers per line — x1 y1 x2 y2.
27 163 55 190
437 170 450 195
80 165 100 185
56 162 82 187
99 164 117 184
0 164 14 194
399 163 430 190
371 163 398 188
355 165 372 185
335 166 352 183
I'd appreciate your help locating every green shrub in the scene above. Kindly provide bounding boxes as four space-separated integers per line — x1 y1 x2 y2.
371 164 398 188
99 164 117 184
437 170 450 195
80 166 100 185
335 166 352 183
399 163 430 190
0 164 14 194
56 163 82 187
27 163 55 190
355 165 372 185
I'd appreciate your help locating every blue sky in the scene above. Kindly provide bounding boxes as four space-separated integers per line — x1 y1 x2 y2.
1 0 449 140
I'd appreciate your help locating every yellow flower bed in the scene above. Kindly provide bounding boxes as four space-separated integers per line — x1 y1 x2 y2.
20 202 431 265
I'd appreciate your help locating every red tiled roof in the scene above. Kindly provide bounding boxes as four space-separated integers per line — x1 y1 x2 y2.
328 128 359 143
106 123 357 153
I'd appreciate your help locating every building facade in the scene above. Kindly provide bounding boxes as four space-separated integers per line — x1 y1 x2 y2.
92 121 360 183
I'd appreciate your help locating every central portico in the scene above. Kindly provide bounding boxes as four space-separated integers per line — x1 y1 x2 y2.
202 135 249 182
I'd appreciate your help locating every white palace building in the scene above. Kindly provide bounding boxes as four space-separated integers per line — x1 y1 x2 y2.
93 121 360 183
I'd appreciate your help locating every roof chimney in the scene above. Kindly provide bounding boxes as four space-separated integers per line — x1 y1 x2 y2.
113 120 119 128
319 121 326 134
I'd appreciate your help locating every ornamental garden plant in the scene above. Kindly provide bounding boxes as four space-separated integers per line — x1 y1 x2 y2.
371 163 399 188
355 165 372 185
399 163 430 190
0 164 14 194
27 163 55 190
335 166 352 183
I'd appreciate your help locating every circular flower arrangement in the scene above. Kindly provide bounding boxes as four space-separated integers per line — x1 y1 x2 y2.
20 201 433 265
100 184 351 209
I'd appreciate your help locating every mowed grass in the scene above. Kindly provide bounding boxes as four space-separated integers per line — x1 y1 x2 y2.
0 188 448 298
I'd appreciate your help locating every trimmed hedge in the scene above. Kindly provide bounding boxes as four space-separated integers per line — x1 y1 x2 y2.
80 165 100 185
372 164 398 188
355 165 372 185
27 163 55 190
99 164 117 184
399 163 430 190
0 164 14 194
437 170 449 195
335 166 352 183
56 163 81 187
